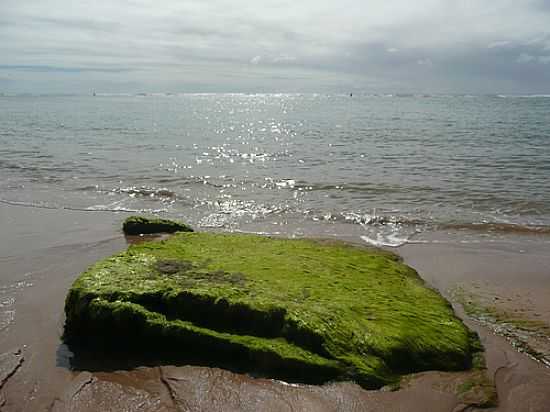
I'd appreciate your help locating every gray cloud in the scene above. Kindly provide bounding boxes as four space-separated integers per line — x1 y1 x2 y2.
0 65 132 73
0 77 14 86
1 0 549 93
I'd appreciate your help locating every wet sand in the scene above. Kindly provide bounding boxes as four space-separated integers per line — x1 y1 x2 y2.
399 237 550 411
400 235 550 368
1 203 550 411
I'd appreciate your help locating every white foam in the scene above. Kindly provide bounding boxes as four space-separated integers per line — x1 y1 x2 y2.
360 233 409 248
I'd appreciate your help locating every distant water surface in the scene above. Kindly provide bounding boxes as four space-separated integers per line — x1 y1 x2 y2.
1 93 549 246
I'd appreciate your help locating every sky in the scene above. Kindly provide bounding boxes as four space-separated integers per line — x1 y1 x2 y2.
1 0 550 94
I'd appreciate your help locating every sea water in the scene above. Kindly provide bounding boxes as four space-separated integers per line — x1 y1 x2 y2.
1 93 549 246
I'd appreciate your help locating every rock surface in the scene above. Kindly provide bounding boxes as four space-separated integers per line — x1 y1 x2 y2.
0 349 23 392
64 231 478 388
122 216 193 236
49 365 501 412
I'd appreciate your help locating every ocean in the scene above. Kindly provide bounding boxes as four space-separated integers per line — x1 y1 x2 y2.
1 93 549 246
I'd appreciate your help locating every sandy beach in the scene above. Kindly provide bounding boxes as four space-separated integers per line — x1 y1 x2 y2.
0 203 549 411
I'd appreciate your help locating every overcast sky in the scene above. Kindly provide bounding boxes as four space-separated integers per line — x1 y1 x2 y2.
1 0 550 94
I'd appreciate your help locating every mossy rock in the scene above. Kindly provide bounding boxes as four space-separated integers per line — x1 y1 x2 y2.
64 232 479 388
122 215 193 235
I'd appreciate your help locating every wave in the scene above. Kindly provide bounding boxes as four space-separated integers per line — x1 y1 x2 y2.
3 195 550 247
496 94 550 99
292 181 433 194
309 209 550 236
197 199 289 228
338 211 419 226
307 210 420 227
112 186 177 199
438 222 550 235
86 180 224 198
0 198 166 214
360 234 410 248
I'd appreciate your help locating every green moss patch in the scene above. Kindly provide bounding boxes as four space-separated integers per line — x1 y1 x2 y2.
122 215 193 235
65 232 478 388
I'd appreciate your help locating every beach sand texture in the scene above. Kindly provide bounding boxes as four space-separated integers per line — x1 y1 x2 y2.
1 204 549 411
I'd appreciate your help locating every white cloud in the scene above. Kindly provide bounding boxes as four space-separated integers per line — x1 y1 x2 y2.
250 55 262 65
272 54 296 63
516 53 550 64
417 58 433 66
488 41 511 49
517 53 536 63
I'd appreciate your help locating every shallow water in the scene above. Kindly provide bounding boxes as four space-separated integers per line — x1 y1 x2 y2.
1 93 549 246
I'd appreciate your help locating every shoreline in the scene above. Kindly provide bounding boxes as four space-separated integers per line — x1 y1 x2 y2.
1 203 549 411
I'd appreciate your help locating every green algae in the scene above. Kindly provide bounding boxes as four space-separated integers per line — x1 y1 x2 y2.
64 232 478 388
122 215 193 235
